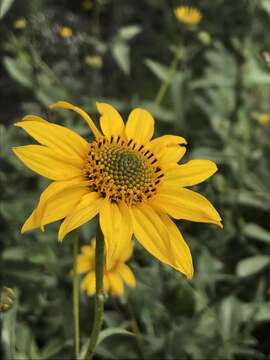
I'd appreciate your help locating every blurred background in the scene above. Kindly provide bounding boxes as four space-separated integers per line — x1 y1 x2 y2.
1 0 270 359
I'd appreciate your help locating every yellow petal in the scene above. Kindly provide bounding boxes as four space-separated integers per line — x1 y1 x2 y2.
22 184 88 233
96 102 125 139
108 272 124 296
103 275 110 293
22 114 48 123
15 120 89 160
119 240 134 263
152 187 222 227
13 145 83 180
81 272 96 296
117 263 136 288
58 192 103 241
164 159 218 186
159 213 193 279
49 101 101 139
125 108 154 145
130 204 176 269
77 254 92 273
99 200 133 271
149 134 187 154
158 145 186 165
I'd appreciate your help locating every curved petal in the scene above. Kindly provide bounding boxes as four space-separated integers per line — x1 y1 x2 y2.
164 159 218 186
22 114 48 123
13 145 83 180
81 272 95 296
151 187 222 227
108 272 124 296
96 102 125 139
22 180 88 233
49 101 101 138
58 192 103 241
131 204 177 270
15 120 89 160
117 263 136 287
149 134 187 154
159 213 193 279
125 108 154 145
99 200 133 271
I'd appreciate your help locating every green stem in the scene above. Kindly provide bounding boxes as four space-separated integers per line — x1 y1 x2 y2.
84 227 105 360
72 233 80 359
154 49 183 106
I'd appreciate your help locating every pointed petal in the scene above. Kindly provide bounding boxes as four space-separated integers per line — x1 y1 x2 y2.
15 120 89 160
96 102 125 139
125 108 154 145
164 159 218 186
152 187 222 227
22 114 48 123
117 263 136 287
21 179 88 233
99 200 133 271
58 192 103 241
130 204 175 269
119 240 134 263
49 101 101 138
159 213 194 279
13 145 83 180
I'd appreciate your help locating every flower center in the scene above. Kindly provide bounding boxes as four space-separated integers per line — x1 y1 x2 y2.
84 137 164 205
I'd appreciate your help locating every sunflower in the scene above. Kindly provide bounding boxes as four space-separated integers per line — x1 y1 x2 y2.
174 6 202 26
13 101 222 279
77 238 135 296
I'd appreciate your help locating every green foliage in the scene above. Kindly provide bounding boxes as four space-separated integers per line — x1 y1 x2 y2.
1 0 270 359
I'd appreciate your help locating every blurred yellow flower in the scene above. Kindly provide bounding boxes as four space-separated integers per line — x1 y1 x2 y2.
257 113 270 126
59 26 73 39
174 6 202 26
77 239 136 296
84 55 103 68
82 0 93 11
13 102 222 279
13 18 27 29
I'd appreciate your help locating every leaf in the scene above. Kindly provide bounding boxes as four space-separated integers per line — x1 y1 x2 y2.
0 0 15 19
3 57 34 88
97 328 134 346
243 223 270 244
118 25 141 40
111 41 130 74
145 59 170 81
236 256 270 277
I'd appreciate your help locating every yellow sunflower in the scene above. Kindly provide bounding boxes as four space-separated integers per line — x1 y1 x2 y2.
174 6 202 26
77 238 135 296
13 101 222 279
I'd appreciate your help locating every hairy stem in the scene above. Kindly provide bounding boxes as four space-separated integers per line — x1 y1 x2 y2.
72 232 80 359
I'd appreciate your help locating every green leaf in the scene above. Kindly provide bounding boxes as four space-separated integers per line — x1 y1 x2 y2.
145 59 170 81
0 0 15 19
118 25 141 40
97 328 134 346
3 57 34 88
243 223 270 244
236 256 270 277
111 41 130 74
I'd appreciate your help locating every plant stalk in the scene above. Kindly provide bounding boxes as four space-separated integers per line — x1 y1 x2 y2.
72 232 80 359
84 227 105 360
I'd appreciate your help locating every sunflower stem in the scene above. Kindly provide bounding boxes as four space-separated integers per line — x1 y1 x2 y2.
72 232 80 359
154 48 183 106
84 227 105 360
